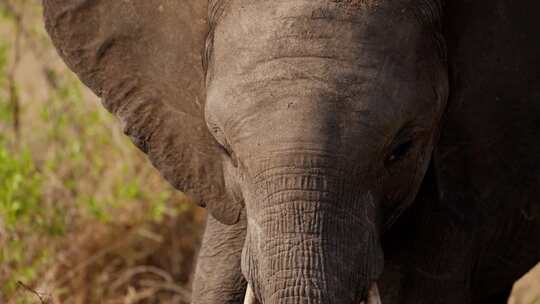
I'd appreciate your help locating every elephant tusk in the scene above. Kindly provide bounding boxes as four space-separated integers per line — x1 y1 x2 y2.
244 284 259 304
362 282 382 304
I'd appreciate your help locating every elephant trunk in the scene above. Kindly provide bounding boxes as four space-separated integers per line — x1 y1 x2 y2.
241 164 384 304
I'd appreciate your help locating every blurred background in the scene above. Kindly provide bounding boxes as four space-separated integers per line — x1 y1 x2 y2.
0 1 537 303
0 1 204 303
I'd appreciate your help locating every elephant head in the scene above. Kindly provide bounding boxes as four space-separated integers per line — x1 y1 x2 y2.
43 0 447 303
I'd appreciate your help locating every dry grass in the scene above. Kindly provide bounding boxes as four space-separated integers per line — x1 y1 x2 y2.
0 1 537 303
0 1 204 303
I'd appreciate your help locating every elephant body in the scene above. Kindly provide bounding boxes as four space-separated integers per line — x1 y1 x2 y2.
381 2 540 303
42 0 540 303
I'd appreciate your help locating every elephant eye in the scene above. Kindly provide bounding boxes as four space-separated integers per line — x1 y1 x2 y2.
207 121 239 168
386 139 414 165
221 141 239 168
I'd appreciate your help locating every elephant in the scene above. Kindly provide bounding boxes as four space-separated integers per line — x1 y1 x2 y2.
42 0 540 303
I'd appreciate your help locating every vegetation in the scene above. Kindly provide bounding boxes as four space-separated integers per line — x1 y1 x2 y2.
0 0 537 303
0 1 203 303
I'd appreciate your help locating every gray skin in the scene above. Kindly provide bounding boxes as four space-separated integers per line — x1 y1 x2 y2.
192 212 247 303
42 0 540 303
205 1 446 303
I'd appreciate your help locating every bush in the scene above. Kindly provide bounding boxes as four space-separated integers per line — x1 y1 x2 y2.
0 144 49 298
0 2 204 303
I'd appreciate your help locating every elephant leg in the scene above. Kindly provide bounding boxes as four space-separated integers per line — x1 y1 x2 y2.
191 209 247 304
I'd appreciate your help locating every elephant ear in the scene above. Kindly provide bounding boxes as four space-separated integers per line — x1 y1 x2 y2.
43 0 242 224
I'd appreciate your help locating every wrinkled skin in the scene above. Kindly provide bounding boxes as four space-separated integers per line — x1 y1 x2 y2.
204 1 446 302
198 1 540 303
192 212 247 303
42 0 540 303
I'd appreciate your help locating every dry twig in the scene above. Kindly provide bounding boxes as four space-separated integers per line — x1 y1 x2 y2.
16 281 51 304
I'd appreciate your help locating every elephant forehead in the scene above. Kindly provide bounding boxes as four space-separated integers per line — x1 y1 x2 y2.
205 0 446 161
210 0 431 73
208 0 439 109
